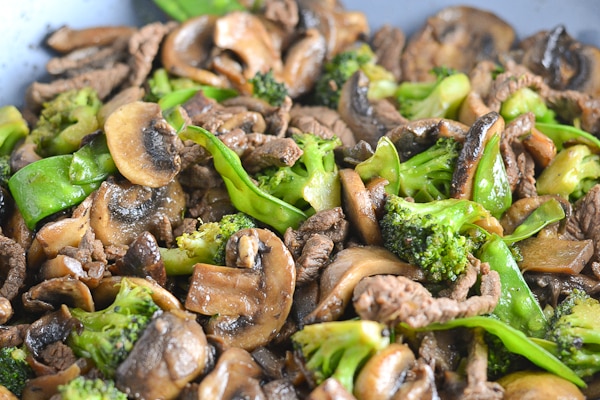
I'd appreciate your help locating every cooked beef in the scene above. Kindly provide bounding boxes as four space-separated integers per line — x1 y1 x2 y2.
295 234 334 285
546 89 600 136
461 329 504 400
418 331 462 375
0 324 28 348
39 341 77 371
525 272 600 307
500 112 538 196
370 24 405 81
0 234 26 301
46 37 128 76
353 267 501 328
112 231 167 286
242 137 303 173
485 64 549 112
566 184 600 263
289 105 355 144
127 22 174 87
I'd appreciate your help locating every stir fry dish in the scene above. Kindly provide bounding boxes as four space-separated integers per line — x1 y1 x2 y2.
3 1 600 399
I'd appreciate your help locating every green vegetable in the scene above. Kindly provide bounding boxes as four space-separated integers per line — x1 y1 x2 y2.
535 289 600 379
249 69 288 106
406 316 585 388
58 376 127 400
180 125 307 234
160 212 257 275
472 133 512 218
397 137 460 202
396 67 471 120
499 87 557 123
291 320 390 393
0 155 11 187
27 87 101 157
152 0 247 21
313 44 394 109
477 234 547 338
256 132 342 214
0 105 29 156
536 122 600 152
380 195 492 282
355 136 401 195
8 134 116 230
502 197 566 244
67 278 160 378
536 144 600 201
0 346 34 397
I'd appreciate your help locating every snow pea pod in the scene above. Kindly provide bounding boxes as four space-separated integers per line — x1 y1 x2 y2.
180 125 307 234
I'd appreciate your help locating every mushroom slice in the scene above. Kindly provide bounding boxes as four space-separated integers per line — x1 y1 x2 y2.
89 178 186 247
516 237 593 275
451 111 505 199
22 277 94 313
104 101 182 188
197 347 266 399
303 246 425 324
339 168 382 246
354 343 416 400
161 15 227 87
282 28 327 98
115 309 208 400
185 228 296 351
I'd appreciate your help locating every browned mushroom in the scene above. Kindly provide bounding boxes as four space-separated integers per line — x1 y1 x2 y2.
307 377 356 400
185 228 296 350
339 168 382 246
498 371 585 400
354 343 416 400
115 309 209 400
282 28 327 98
196 347 266 399
46 25 136 53
161 15 228 87
104 101 183 188
516 236 594 274
112 231 167 286
22 277 95 313
89 178 186 247
338 70 407 148
401 6 515 82
97 86 145 126
451 111 505 199
303 246 425 324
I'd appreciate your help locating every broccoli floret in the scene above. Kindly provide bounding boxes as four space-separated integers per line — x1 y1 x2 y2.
543 289 600 379
67 278 160 378
0 155 11 187
160 212 257 275
500 87 557 123
291 320 390 393
380 195 492 282
58 376 127 400
313 44 395 109
27 87 101 157
536 144 600 201
255 132 342 214
0 345 34 397
396 67 471 120
397 137 461 202
249 69 288 106
485 331 527 381
0 105 29 156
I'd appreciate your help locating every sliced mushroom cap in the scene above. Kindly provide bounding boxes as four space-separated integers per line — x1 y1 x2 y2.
113 231 167 286
104 101 183 188
197 347 266 399
303 246 425 324
498 371 585 400
516 25 600 97
24 305 81 358
116 309 209 400
338 71 407 148
185 228 296 351
89 178 185 247
516 237 593 275
401 6 516 82
161 15 228 87
282 28 327 98
22 277 94 313
451 111 505 199
354 343 416 400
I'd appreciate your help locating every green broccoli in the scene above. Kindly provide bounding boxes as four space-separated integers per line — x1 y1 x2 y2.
58 376 127 400
291 320 390 393
395 67 471 120
380 195 492 282
67 278 160 378
255 132 342 214
0 155 11 187
27 87 101 157
0 105 29 156
536 144 600 201
540 289 600 379
313 44 395 109
0 345 34 397
160 212 257 275
396 137 461 202
249 69 288 106
499 87 557 123
485 331 527 381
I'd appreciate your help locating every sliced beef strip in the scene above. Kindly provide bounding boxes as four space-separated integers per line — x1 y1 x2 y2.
370 24 405 81
500 112 537 196
38 341 77 371
0 234 27 301
567 184 600 263
546 89 600 136
46 37 129 76
127 21 174 87
525 272 600 307
485 64 550 113
0 324 29 348
290 105 355 144
295 233 334 285
462 329 504 400
242 137 303 173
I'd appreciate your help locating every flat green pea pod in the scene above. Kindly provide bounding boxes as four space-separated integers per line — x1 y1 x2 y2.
536 122 600 152
407 316 585 388
477 234 548 338
152 0 246 21
472 133 512 219
503 197 566 244
180 125 307 234
0 105 29 156
8 134 116 230
355 136 400 195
